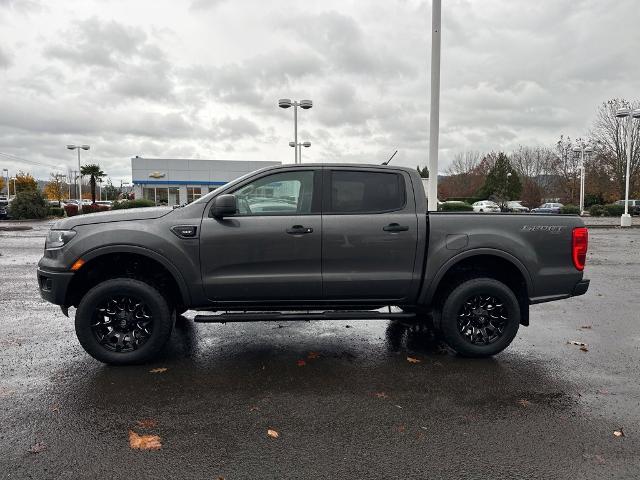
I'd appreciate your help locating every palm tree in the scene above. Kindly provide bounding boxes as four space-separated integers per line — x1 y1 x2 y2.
80 164 106 203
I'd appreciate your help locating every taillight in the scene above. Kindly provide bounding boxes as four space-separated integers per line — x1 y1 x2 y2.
572 227 588 271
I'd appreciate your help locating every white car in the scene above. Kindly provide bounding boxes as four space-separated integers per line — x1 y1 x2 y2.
472 200 501 213
507 201 530 213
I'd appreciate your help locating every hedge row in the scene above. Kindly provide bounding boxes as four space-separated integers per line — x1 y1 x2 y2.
439 202 474 212
111 199 155 210
589 204 625 217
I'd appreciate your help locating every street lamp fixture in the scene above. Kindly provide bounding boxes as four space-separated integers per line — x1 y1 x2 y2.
289 141 311 163
278 98 313 164
66 144 90 202
572 143 594 216
614 108 640 227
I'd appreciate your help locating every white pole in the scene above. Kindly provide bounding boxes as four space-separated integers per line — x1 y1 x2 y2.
427 0 441 211
294 104 298 164
579 149 584 215
77 149 82 202
621 116 632 227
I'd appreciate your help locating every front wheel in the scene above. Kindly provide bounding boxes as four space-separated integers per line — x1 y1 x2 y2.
439 277 520 357
75 278 174 365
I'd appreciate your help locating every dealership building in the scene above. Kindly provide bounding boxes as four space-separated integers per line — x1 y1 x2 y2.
131 157 280 206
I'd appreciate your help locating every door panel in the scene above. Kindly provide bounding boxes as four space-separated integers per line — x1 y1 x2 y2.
322 169 418 301
200 215 321 301
199 168 322 303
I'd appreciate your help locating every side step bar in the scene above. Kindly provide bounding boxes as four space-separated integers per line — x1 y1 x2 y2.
194 310 417 323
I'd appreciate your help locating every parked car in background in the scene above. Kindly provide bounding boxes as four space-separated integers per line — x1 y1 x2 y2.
95 201 113 209
614 199 640 215
472 200 501 213
531 202 564 214
507 201 530 213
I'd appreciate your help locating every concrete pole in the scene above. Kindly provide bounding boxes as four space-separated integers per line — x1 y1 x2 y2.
427 0 441 211
621 116 632 227
579 149 585 215
77 148 82 202
294 104 298 164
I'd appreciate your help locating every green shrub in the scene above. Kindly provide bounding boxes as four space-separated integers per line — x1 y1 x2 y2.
439 201 474 212
603 204 624 216
560 204 580 214
8 190 48 219
47 206 65 217
111 199 156 210
589 204 605 217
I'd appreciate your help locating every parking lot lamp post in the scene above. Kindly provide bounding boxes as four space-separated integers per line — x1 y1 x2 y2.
2 168 7 198
572 143 593 215
615 108 640 227
289 141 311 163
66 144 90 201
279 99 313 164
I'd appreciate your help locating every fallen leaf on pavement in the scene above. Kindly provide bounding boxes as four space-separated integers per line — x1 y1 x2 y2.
613 428 624 438
28 442 47 454
406 356 421 364
567 340 587 347
128 430 162 450
374 392 388 399
580 346 589 352
517 399 531 407
249 406 260 412
307 351 320 359
267 429 279 439
149 368 168 373
580 325 592 329
296 359 306 367
595 454 605 464
136 419 158 429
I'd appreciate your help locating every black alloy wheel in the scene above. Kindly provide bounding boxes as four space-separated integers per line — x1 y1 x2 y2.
91 295 154 352
456 295 508 345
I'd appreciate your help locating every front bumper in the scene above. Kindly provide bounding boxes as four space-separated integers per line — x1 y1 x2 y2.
37 268 74 306
571 279 590 297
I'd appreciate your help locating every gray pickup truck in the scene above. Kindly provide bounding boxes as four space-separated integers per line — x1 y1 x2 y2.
37 164 590 364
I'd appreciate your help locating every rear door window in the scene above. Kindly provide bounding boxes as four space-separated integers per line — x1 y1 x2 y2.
328 170 405 214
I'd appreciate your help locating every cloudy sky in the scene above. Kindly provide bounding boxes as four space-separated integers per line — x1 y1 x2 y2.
1 0 639 183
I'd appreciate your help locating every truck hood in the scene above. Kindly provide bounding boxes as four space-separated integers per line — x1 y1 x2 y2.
53 207 173 229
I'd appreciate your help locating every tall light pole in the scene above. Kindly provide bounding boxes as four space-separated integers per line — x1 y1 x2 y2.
427 0 442 211
572 142 593 215
289 141 311 163
2 168 8 198
279 99 313 164
66 144 89 201
615 108 640 227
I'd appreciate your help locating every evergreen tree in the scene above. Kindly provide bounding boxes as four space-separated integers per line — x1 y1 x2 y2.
478 152 522 209
416 165 429 178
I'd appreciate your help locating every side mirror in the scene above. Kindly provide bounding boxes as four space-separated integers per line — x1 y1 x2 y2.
212 194 237 218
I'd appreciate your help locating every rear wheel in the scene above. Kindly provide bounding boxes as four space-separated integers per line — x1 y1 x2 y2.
75 278 174 365
439 277 519 357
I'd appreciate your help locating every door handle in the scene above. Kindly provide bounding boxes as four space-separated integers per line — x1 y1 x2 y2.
286 225 313 235
383 223 409 232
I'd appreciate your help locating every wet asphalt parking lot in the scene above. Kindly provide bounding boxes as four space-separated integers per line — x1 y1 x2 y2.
1 220 639 479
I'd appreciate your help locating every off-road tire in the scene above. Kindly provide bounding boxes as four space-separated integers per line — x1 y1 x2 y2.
75 278 174 365
439 277 520 357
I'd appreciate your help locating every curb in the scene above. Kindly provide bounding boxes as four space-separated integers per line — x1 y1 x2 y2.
585 224 640 229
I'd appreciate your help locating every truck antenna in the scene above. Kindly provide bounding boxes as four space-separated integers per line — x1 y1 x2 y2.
382 150 398 165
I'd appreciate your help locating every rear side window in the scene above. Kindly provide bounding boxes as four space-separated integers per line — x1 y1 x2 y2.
329 170 405 213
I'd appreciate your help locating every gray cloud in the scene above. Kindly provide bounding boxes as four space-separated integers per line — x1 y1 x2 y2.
0 45 10 68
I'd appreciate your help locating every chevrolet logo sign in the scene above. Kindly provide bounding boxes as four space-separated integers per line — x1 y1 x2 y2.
149 171 166 178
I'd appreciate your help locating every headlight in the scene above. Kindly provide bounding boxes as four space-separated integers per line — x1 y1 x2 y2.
45 230 77 249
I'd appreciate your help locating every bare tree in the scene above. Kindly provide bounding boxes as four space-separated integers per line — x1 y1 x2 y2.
589 98 640 199
510 145 556 206
550 135 581 204
446 151 482 176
